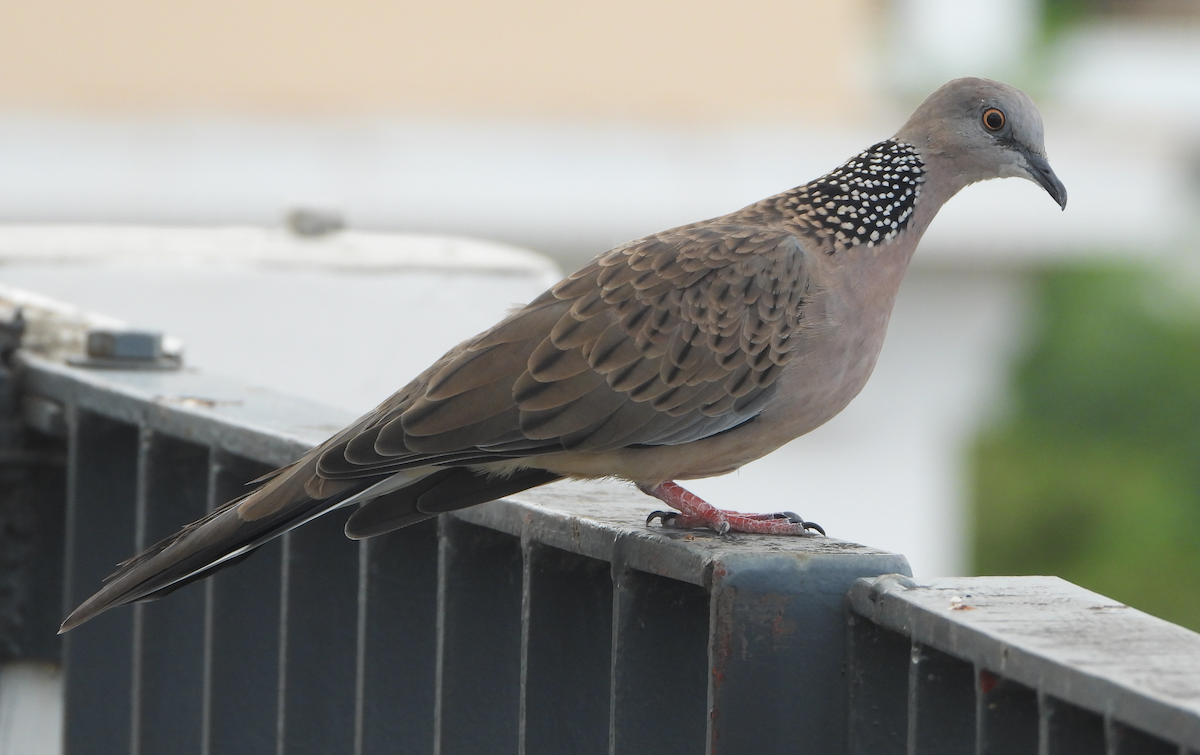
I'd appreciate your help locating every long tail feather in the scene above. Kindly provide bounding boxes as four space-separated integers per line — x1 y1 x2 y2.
60 456 368 633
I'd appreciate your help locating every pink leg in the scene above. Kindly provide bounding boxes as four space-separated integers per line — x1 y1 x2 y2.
638 481 825 536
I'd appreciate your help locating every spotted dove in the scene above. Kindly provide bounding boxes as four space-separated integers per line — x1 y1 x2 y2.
61 77 1066 632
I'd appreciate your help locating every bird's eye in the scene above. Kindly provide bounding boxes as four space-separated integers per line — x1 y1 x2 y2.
983 108 1006 131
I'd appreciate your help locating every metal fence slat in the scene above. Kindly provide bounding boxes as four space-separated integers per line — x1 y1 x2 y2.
357 519 439 755
203 452 281 755
1109 722 1183 755
846 614 908 755
907 644 975 754
978 674 1038 755
62 409 139 755
1041 696 1105 755
435 517 523 755
133 430 209 755
522 543 612 755
609 564 708 755
2 427 68 662
205 538 284 755
279 509 360 755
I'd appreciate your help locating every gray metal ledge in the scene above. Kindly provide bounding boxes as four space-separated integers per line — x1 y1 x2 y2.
849 574 1200 750
467 479 903 588
19 351 352 467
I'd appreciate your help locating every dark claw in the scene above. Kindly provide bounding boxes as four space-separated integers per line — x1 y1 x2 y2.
646 510 678 527
769 512 826 535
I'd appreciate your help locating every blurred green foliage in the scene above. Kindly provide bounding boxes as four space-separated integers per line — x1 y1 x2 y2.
1040 0 1197 40
1042 0 1103 39
971 264 1200 631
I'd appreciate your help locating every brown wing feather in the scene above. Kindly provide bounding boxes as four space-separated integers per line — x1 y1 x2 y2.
312 220 815 478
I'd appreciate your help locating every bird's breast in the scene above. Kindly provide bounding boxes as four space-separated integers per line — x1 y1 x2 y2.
520 245 915 486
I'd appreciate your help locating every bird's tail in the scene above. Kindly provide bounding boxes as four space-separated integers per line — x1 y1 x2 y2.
59 455 562 632
59 453 359 633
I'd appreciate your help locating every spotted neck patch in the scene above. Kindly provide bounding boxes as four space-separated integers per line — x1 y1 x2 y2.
780 140 924 254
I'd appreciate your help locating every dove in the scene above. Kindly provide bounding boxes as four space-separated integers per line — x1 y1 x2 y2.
61 77 1065 632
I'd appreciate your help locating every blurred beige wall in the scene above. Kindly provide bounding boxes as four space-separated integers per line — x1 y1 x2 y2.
0 0 876 122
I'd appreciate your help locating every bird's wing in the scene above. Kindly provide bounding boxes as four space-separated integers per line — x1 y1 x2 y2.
315 219 817 479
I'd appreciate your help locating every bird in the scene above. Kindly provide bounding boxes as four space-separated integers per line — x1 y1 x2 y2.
61 77 1066 632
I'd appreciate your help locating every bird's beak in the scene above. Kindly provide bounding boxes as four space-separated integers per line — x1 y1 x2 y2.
1023 150 1067 210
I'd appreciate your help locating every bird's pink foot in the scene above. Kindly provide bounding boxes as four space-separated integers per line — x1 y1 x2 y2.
639 481 824 536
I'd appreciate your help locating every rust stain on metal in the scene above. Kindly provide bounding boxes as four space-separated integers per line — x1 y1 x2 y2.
979 669 999 695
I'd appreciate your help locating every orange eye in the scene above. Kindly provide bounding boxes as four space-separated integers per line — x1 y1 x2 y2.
983 108 1006 131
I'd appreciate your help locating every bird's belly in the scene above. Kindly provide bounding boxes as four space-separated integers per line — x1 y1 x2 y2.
507 317 890 485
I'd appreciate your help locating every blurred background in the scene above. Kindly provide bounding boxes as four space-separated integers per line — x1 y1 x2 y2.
0 0 1198 636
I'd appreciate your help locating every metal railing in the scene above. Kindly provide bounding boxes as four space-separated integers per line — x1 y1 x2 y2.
1 288 1198 755
847 574 1200 754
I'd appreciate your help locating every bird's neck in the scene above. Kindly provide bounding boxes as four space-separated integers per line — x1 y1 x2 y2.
895 146 978 246
772 139 928 257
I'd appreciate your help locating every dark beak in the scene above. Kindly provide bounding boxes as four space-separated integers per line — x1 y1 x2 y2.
1023 150 1068 210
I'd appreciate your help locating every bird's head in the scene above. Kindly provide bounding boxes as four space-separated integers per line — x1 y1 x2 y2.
896 77 1067 210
